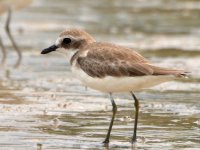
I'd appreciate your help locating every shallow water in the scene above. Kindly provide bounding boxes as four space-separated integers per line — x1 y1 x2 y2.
0 0 200 149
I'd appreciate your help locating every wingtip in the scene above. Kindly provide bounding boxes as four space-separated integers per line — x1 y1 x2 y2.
176 71 190 78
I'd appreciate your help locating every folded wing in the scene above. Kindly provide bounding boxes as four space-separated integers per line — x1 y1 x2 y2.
76 42 188 78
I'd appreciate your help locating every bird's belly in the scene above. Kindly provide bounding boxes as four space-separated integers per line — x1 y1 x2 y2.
71 66 174 93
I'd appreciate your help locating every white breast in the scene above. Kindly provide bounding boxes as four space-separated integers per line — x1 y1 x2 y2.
71 66 175 93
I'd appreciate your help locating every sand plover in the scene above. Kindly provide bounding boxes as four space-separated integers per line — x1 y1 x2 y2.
41 28 187 144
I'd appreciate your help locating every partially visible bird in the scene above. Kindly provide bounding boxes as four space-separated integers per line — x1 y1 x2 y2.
0 0 32 68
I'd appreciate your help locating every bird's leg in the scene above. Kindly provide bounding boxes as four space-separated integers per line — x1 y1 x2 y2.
0 36 7 65
103 93 117 145
130 91 139 143
5 7 22 68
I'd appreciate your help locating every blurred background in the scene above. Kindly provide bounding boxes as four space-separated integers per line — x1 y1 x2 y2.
0 0 199 149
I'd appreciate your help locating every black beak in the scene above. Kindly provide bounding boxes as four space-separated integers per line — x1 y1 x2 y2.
41 45 58 54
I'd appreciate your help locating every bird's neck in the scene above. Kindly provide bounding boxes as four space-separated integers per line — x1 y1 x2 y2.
77 38 95 50
70 37 95 65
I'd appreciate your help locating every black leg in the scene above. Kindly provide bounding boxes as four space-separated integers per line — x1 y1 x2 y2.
130 91 139 143
103 93 117 144
5 7 22 68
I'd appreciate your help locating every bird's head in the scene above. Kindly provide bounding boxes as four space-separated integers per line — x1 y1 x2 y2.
41 28 95 55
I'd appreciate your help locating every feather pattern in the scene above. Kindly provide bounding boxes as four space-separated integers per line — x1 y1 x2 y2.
73 42 187 78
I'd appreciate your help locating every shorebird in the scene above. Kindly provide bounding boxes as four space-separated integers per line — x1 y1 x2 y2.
0 8 22 68
0 0 33 67
41 28 187 144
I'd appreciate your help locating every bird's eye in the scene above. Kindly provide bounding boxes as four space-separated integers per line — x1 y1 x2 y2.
62 38 71 45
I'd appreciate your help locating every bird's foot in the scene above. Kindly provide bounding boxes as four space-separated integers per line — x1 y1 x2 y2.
102 139 109 147
131 136 146 144
131 137 137 144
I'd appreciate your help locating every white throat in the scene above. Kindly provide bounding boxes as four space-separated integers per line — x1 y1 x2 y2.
55 48 77 59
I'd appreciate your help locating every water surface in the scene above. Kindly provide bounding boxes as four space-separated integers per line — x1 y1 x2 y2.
0 0 199 149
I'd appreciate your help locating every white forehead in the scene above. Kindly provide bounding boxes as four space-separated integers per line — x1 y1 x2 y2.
55 37 63 46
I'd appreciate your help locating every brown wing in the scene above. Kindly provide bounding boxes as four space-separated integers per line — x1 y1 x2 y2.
76 42 188 78
76 42 153 78
83 42 149 63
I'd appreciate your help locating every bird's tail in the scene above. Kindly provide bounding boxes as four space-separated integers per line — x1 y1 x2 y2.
150 65 189 78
